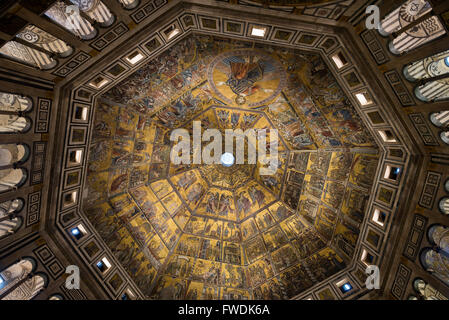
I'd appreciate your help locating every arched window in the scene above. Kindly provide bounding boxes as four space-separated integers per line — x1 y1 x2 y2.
17 25 73 58
438 197 449 214
389 17 446 55
404 50 449 81
413 278 448 300
378 0 446 55
0 168 27 193
0 199 24 218
0 258 48 300
0 92 32 112
440 132 449 145
415 79 449 102
118 0 140 10
430 111 449 128
420 248 449 286
428 224 449 253
0 198 24 239
1 273 47 300
44 1 97 40
0 216 22 239
0 92 32 134
0 258 35 296
0 115 31 133
0 144 28 194
69 0 115 27
0 41 57 70
48 294 64 300
420 225 449 287
0 144 30 167
378 0 432 36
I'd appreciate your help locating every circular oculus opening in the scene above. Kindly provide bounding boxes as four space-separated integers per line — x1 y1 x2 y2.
220 152 235 167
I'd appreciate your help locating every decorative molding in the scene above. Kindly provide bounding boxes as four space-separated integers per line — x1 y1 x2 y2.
35 98 51 133
430 153 449 165
384 70 415 106
45 259 65 280
26 190 41 227
90 22 129 51
302 0 353 20
391 263 411 300
130 0 168 24
360 29 389 65
237 0 353 20
34 244 55 264
409 113 439 146
30 141 47 185
52 51 91 78
418 171 442 209
60 284 88 300
403 214 428 261
34 244 66 280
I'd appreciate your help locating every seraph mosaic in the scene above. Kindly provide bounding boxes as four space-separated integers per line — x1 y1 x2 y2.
84 34 380 299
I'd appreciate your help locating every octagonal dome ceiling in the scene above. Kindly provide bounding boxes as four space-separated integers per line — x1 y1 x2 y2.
83 34 380 299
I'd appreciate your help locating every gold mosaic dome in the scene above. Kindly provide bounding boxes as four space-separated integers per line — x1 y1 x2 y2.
83 34 379 299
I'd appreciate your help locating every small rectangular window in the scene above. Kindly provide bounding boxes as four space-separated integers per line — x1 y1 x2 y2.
355 92 373 106
74 105 89 121
68 149 83 166
331 52 348 69
251 26 267 37
70 224 87 240
378 130 397 143
384 165 401 181
125 51 144 65
121 288 136 300
372 209 387 227
164 25 180 40
96 257 111 274
361 249 374 266
63 191 77 207
88 76 109 89
336 279 353 294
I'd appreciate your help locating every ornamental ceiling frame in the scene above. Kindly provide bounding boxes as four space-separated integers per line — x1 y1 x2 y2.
46 1 414 299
